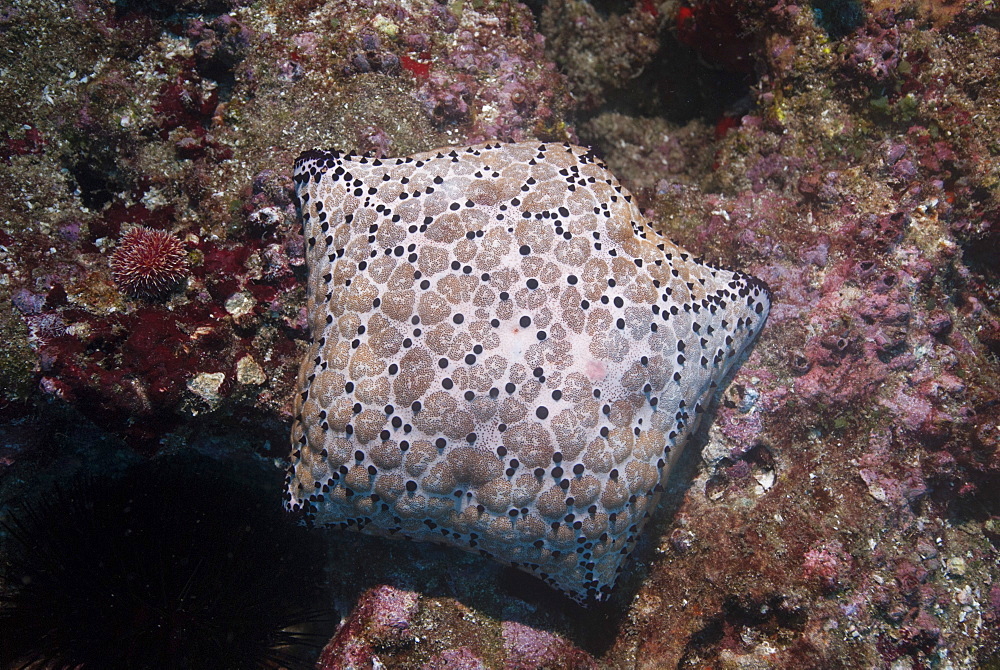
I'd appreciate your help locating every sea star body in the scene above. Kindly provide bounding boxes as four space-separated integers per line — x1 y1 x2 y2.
286 142 770 603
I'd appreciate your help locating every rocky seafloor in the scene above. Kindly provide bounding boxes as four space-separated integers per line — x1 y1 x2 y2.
1 0 998 667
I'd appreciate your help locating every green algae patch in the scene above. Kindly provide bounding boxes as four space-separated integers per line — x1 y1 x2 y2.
0 297 36 403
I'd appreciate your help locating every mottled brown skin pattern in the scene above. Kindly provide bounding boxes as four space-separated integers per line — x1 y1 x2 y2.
286 142 770 603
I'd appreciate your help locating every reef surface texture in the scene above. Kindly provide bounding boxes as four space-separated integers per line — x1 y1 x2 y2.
286 141 769 603
1 0 1000 666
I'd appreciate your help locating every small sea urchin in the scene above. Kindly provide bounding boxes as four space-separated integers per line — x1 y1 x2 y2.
110 226 189 298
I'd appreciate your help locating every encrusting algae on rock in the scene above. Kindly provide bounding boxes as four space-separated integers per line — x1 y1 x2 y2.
284 141 770 603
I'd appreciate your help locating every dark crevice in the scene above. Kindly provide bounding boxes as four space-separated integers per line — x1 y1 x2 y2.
69 157 125 211
681 595 809 664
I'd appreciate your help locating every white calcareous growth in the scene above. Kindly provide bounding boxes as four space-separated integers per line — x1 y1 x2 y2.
286 142 771 603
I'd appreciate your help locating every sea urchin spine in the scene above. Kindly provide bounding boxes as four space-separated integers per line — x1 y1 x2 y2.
110 226 189 298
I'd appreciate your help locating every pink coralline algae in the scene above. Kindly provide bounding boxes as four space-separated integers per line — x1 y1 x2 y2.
110 227 189 298
802 540 852 592
421 647 488 670
843 11 904 84
501 621 597 670
322 1 572 143
316 585 420 670
417 8 571 142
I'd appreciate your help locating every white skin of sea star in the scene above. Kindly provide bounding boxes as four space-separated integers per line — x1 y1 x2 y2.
286 142 771 603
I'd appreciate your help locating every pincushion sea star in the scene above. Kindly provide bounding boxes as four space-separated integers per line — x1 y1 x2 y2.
285 142 770 603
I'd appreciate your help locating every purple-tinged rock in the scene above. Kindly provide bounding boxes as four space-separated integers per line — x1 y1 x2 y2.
501 621 596 670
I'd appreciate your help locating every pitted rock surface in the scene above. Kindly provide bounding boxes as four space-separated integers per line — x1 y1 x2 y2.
286 142 770 603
